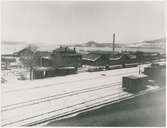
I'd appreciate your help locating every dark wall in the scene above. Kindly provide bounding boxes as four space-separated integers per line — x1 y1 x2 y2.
51 53 82 68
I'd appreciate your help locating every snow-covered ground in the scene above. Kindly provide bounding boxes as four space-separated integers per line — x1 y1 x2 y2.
1 65 156 126
1 68 30 84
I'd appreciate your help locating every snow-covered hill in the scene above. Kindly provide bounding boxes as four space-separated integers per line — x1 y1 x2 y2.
127 38 166 49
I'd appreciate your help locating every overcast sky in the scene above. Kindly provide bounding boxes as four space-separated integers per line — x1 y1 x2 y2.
1 1 166 45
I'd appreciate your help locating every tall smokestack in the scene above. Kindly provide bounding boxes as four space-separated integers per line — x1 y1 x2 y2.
113 33 115 53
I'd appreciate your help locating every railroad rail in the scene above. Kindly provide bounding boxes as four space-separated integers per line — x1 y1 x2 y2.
2 82 122 111
2 66 159 126
2 85 160 126
4 70 137 93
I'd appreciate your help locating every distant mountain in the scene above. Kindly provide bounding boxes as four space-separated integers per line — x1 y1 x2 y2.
2 38 165 54
144 38 166 44
1 41 60 54
71 38 166 49
71 41 126 48
1 41 27 54
1 40 26 45
127 38 166 49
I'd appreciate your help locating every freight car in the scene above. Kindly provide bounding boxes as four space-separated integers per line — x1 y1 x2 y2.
122 74 148 92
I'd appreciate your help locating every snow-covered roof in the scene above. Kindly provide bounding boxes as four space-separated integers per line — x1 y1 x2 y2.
82 54 102 61
109 57 121 61
126 74 147 79
58 67 76 70
42 56 51 60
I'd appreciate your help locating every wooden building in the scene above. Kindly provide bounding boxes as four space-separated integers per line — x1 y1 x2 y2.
82 52 138 67
33 51 52 67
32 66 77 79
135 51 162 63
1 54 17 70
32 47 81 79
109 57 121 66
14 48 34 68
51 47 82 68
82 53 110 66
32 67 56 79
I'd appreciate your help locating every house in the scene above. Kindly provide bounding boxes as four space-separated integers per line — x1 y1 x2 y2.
51 47 82 68
15 48 52 67
109 53 137 66
32 67 56 79
82 51 138 68
135 51 161 63
121 53 137 63
109 56 121 65
33 51 52 67
32 47 82 79
32 66 77 79
1 54 17 70
14 48 34 67
82 53 110 66
15 48 34 57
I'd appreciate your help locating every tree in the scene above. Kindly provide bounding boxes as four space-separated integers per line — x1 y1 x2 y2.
27 44 38 53
19 44 38 80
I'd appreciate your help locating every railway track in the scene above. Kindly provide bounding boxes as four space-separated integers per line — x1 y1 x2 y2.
3 70 137 93
2 70 137 110
2 81 122 111
3 86 161 127
2 88 129 126
1 68 146 126
21 88 163 126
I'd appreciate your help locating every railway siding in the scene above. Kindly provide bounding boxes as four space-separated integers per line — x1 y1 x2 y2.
1 66 159 126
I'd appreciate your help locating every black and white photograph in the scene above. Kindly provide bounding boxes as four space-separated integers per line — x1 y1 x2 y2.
1 0 166 127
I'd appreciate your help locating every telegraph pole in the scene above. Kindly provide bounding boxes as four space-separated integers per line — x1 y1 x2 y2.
113 33 115 54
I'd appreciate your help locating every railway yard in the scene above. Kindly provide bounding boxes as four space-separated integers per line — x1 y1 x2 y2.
1 1 166 126
1 63 164 126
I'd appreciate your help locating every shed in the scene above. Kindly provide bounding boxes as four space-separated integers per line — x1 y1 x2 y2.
109 57 121 65
82 53 110 66
33 51 52 67
56 67 77 76
33 67 56 79
51 47 82 68
122 74 148 92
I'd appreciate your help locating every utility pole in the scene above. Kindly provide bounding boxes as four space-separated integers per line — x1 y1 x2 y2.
113 33 115 54
139 64 141 74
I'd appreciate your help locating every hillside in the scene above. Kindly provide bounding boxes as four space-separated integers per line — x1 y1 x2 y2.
72 41 126 48
1 41 27 54
2 38 166 54
1 41 59 54
127 38 166 49
71 38 166 49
